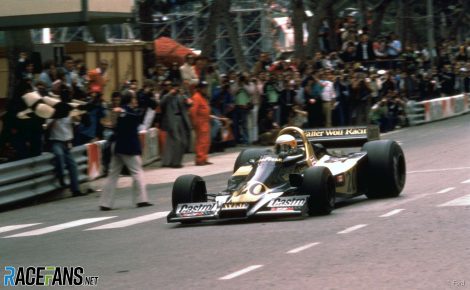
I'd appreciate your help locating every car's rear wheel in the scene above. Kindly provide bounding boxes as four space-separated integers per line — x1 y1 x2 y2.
172 174 207 210
300 166 335 216
233 148 269 173
362 140 406 198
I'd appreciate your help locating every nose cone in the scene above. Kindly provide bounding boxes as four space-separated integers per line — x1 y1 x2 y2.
230 181 268 203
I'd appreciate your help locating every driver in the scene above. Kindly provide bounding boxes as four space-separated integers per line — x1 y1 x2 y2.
274 134 303 157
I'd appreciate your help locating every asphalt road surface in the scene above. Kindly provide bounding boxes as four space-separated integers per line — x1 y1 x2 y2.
1 114 470 290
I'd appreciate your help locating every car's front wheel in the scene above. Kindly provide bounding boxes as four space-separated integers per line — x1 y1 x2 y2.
172 174 207 210
300 166 335 216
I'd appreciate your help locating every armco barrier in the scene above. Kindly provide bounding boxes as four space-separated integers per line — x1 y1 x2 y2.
406 94 469 126
0 146 88 207
0 127 160 207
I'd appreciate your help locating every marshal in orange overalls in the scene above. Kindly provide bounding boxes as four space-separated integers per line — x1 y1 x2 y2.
189 89 211 165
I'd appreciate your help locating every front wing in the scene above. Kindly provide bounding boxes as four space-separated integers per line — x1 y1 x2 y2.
167 195 310 223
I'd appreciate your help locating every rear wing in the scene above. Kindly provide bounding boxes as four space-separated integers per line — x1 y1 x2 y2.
303 126 380 148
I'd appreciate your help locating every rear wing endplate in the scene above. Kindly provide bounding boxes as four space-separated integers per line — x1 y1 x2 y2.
304 126 380 148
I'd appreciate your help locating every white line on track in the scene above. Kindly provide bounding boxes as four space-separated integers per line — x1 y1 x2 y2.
438 194 470 207
337 224 368 234
408 167 470 174
219 265 263 280
0 224 41 234
4 217 116 238
437 187 455 194
287 242 320 254
85 211 169 230
379 209 405 218
461 179 470 184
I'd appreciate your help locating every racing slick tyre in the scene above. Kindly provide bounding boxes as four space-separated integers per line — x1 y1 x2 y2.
233 149 269 173
171 174 207 210
300 166 335 216
362 140 406 198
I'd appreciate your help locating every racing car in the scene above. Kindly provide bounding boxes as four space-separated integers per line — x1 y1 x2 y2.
167 126 406 223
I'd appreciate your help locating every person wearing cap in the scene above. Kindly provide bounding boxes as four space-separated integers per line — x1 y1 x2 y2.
189 81 212 166
160 82 192 168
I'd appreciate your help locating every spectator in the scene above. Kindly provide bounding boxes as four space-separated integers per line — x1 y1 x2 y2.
46 84 86 196
180 54 198 87
167 62 182 85
369 98 389 132
38 60 58 90
99 91 152 210
160 82 192 168
87 59 109 94
136 79 158 131
355 33 376 65
252 52 272 75
189 82 212 166
232 74 253 145
258 109 280 146
320 70 337 127
304 74 323 127
279 79 297 127
73 91 106 146
333 73 351 126
386 33 402 58
339 43 357 63
350 72 372 125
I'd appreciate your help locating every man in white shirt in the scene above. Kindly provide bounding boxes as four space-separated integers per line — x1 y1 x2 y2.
320 71 336 127
179 54 199 87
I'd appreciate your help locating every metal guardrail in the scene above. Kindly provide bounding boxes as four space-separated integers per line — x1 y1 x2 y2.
406 94 469 126
0 146 88 207
0 128 159 208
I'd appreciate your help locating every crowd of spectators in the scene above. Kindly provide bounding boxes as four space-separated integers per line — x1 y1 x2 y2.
0 30 469 164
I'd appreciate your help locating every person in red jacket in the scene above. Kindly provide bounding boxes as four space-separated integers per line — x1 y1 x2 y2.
189 81 212 166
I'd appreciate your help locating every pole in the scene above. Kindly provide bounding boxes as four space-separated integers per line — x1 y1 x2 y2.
426 0 435 66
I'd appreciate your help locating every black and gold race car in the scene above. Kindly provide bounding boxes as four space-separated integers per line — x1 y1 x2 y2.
167 126 406 223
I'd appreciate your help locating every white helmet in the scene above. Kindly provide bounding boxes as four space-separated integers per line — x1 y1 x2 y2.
275 134 297 154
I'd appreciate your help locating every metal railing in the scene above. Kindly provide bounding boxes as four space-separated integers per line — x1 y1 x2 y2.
406 94 469 126
0 146 88 207
0 128 159 208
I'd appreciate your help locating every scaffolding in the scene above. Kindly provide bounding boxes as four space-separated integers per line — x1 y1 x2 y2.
149 4 275 72
31 1 279 73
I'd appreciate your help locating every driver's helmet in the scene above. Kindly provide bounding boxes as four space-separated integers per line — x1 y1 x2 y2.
275 134 297 154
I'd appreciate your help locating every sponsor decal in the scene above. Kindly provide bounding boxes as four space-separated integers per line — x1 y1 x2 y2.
2 265 99 287
259 156 282 163
267 197 307 208
305 128 367 138
222 203 249 209
176 203 217 215
454 97 465 113
248 181 268 195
